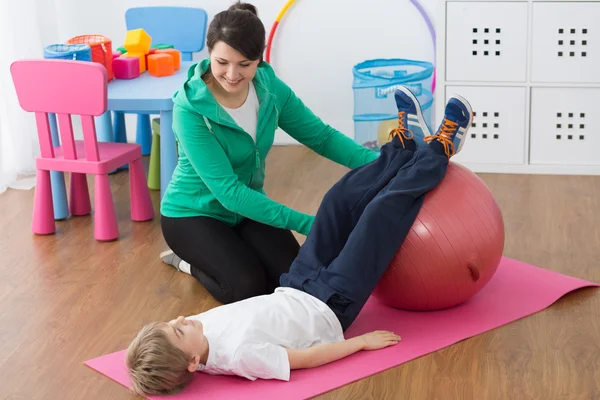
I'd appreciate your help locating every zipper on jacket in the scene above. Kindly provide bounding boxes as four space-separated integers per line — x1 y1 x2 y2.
208 99 270 175
208 114 260 171
202 116 214 134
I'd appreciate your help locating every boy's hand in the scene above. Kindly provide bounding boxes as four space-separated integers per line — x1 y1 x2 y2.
359 330 401 350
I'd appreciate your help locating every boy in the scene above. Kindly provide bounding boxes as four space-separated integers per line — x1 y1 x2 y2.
126 86 473 396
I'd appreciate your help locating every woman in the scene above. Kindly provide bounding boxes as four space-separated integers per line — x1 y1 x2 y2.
160 1 378 304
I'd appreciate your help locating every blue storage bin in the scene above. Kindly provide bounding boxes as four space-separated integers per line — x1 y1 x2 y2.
43 44 92 61
352 58 434 151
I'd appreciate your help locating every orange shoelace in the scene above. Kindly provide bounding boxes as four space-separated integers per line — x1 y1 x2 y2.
388 111 414 147
424 118 458 157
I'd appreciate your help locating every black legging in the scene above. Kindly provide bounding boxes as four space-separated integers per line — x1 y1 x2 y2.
161 215 300 304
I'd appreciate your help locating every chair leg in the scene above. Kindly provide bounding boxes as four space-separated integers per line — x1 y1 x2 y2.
93 174 119 241
147 130 161 190
136 114 152 156
50 170 69 220
32 169 55 235
113 111 127 143
129 158 154 222
69 173 91 216
114 112 130 171
48 113 69 220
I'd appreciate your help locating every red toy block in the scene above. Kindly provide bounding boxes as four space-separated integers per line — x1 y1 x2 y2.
156 49 181 70
113 56 140 79
147 53 174 77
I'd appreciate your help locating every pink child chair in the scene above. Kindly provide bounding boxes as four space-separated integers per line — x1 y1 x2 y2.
10 59 154 241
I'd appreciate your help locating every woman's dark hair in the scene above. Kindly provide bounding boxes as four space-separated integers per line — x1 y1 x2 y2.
206 2 266 61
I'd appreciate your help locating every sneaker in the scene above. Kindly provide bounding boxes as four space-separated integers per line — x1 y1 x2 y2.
392 86 432 147
425 94 473 158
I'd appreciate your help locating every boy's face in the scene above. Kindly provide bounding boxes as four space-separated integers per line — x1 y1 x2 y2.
162 316 206 358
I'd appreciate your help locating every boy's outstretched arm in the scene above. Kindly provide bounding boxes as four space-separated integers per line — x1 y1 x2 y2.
286 330 401 370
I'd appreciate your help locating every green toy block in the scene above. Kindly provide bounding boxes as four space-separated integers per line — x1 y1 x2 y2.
151 43 175 50
117 47 127 54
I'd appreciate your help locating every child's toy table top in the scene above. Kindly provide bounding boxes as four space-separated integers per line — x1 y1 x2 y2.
106 61 195 112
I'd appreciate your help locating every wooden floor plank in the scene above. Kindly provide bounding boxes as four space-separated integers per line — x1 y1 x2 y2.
0 147 598 400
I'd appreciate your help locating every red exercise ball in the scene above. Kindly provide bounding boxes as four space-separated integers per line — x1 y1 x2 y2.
372 162 505 311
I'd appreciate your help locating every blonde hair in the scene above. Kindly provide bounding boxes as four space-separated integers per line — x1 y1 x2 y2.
126 322 195 396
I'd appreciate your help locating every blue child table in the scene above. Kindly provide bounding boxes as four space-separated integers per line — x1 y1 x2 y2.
94 61 195 199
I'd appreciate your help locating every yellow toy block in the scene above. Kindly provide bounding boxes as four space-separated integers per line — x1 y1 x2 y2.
124 28 152 54
125 52 147 73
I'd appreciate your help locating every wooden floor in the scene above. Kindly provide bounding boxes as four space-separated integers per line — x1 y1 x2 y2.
1 146 599 400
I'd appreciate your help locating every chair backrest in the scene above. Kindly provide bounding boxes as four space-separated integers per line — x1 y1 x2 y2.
10 59 107 162
125 6 208 61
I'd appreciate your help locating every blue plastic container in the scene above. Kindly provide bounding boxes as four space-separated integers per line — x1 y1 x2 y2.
352 58 434 151
43 44 92 61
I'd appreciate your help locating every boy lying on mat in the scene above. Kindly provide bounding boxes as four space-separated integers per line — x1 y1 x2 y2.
126 87 473 396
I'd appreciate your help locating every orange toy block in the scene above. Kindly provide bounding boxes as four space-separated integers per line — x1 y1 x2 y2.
144 48 157 69
156 49 181 70
147 53 175 77
126 52 146 73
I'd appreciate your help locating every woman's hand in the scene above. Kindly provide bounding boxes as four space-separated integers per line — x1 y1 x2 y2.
359 330 401 350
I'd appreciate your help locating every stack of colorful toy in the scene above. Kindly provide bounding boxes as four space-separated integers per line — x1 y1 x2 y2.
112 28 181 80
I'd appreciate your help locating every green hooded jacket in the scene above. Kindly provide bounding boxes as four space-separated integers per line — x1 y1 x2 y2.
160 59 378 235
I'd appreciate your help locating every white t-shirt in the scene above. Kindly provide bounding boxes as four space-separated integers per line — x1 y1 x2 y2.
187 287 345 381
221 82 259 142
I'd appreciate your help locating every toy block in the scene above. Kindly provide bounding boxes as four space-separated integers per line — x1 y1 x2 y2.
156 49 181 70
125 52 146 73
117 46 127 54
151 43 174 50
124 28 152 54
147 53 174 77
145 48 157 68
112 51 122 59
113 56 140 79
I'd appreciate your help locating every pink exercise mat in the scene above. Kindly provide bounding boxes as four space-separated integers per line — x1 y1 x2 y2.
85 257 598 399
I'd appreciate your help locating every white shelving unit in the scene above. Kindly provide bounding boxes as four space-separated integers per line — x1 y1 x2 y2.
435 0 600 174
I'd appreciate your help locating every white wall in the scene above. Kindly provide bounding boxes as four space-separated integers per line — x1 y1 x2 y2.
42 0 437 145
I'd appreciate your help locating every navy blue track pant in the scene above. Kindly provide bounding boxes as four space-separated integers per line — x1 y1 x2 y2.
280 137 450 331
